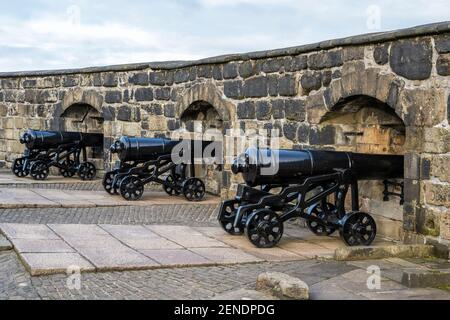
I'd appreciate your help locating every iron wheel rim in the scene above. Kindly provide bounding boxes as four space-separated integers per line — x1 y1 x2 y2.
246 209 284 248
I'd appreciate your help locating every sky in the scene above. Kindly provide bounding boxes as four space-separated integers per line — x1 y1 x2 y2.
0 0 449 72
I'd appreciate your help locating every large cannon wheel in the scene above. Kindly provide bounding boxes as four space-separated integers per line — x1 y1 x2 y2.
78 162 97 181
182 178 206 202
340 212 377 247
30 161 50 181
119 176 144 201
103 171 119 195
59 160 76 178
12 158 30 178
163 174 183 196
306 202 337 237
246 209 284 249
219 201 245 235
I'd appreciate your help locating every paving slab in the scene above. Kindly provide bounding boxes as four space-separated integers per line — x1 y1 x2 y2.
0 234 12 251
20 253 95 276
12 239 75 253
0 172 101 185
146 225 229 248
279 240 335 259
0 224 61 240
191 247 263 264
100 225 182 250
139 249 211 266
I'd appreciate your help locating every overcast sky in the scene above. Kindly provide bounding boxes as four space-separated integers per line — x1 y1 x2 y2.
0 0 448 72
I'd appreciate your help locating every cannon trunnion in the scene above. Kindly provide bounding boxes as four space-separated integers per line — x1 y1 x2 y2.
104 137 211 202
219 147 405 249
13 130 103 181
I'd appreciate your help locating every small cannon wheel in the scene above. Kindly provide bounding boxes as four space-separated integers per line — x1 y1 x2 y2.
246 209 284 249
119 176 144 201
78 162 97 181
103 171 119 195
163 175 182 196
306 203 337 236
340 212 377 247
12 158 29 178
30 161 50 181
219 201 244 235
182 178 206 202
59 160 76 178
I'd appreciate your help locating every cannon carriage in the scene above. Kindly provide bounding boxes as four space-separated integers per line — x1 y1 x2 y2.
218 148 404 248
13 130 103 181
104 137 214 202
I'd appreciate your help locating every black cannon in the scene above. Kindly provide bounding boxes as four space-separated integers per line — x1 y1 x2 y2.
104 136 216 202
218 148 404 248
13 130 103 181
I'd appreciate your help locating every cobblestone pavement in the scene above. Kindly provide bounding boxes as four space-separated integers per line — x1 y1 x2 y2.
0 205 219 226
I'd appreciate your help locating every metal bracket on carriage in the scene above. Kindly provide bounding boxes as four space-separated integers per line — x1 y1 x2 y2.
383 180 405 205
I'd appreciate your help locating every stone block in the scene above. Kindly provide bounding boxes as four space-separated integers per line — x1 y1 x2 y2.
134 88 153 102
237 101 256 119
283 122 299 141
343 46 365 61
256 101 271 121
164 103 176 118
223 63 238 79
435 35 450 54
0 235 12 251
103 73 118 87
310 126 336 145
341 61 365 97
129 72 149 86
154 88 171 101
437 53 450 76
442 211 450 240
262 58 284 73
301 72 322 94
22 79 37 88
416 206 441 237
285 99 306 121
197 65 212 78
62 75 79 87
373 44 389 65
335 245 435 261
267 75 279 97
174 69 190 83
308 50 343 70
149 72 167 86
390 38 433 80
278 75 297 96
212 65 223 80
402 269 450 288
104 90 122 104
422 182 450 207
429 155 450 182
243 76 268 98
224 81 243 99
271 100 285 119
401 89 446 127
256 272 309 300
239 61 257 78
285 55 307 72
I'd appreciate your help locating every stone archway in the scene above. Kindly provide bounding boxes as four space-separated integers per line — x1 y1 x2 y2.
176 82 234 196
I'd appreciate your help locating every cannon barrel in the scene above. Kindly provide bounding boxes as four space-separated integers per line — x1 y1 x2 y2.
232 148 404 187
110 137 181 162
20 130 103 150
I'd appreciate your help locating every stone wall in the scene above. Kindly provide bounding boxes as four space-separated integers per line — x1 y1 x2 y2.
0 22 449 245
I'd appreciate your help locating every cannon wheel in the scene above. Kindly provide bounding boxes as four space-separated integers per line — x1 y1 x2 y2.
340 212 377 247
60 160 76 178
103 171 119 195
182 178 206 202
163 175 182 196
219 201 245 235
307 202 337 237
78 162 97 181
119 176 144 201
30 161 50 181
246 209 284 249
12 158 29 178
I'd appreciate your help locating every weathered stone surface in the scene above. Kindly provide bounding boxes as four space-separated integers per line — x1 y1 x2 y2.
390 39 433 80
239 61 256 78
301 73 322 93
335 245 435 261
154 88 171 101
134 88 153 102
423 182 450 207
308 50 343 70
62 76 78 87
262 58 284 73
374 44 389 65
401 88 446 126
322 71 332 87
164 104 176 118
104 91 122 104
174 69 190 83
285 99 305 121
223 63 238 79
402 269 450 288
283 122 298 141
243 76 268 98
256 101 271 121
149 72 166 86
435 35 450 53
268 75 279 97
117 105 132 122
237 101 256 119
212 65 223 80
437 54 450 76
224 81 243 99
285 55 308 72
343 46 365 61
129 72 149 86
271 100 285 119
103 73 118 87
256 272 309 300
278 75 298 96
0 234 12 251
297 124 310 143
310 126 336 145
197 65 212 78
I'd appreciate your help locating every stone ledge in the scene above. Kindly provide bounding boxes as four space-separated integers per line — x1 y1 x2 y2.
402 269 450 288
0 21 449 77
256 272 309 300
335 245 435 261
0 234 12 251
